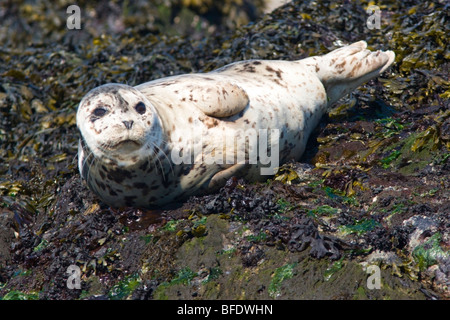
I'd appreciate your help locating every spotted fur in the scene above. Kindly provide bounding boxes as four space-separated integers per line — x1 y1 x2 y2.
77 41 395 208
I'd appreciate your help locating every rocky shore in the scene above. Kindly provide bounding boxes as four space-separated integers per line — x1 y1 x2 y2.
0 0 448 299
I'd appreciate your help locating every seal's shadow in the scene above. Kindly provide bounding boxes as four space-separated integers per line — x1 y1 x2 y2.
299 95 397 165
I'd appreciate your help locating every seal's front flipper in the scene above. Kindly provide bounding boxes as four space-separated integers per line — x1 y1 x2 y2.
139 75 249 118
191 80 250 118
208 163 248 191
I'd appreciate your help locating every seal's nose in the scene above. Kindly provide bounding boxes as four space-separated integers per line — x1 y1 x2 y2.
123 120 134 130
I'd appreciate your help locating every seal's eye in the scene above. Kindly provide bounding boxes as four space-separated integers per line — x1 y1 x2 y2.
93 107 107 117
135 102 146 114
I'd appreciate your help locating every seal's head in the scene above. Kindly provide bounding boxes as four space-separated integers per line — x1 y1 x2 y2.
76 84 162 167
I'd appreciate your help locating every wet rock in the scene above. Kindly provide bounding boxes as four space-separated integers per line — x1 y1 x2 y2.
0 208 15 267
287 216 341 260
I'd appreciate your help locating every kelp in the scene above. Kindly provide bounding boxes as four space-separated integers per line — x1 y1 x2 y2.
0 0 448 300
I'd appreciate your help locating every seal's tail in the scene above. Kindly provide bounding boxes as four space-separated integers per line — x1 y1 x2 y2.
311 41 395 105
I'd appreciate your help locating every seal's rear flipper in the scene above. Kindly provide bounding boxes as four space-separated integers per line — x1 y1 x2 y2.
307 41 395 106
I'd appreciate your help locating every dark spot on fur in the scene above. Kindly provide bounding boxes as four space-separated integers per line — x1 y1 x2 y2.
133 182 148 189
265 66 283 80
349 61 362 77
271 78 282 86
336 61 346 69
108 186 118 196
116 93 130 111
204 118 219 129
183 165 192 176
124 196 137 207
96 180 106 191
161 176 172 189
241 63 256 73
197 164 207 176
139 161 148 171
108 167 129 183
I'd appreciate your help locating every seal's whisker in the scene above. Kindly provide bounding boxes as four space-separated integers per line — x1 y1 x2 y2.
71 153 78 166
149 142 172 181
85 151 96 186
83 147 97 184
150 154 164 181
154 143 175 177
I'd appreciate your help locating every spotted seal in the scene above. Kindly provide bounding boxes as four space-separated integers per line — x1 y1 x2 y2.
77 41 395 208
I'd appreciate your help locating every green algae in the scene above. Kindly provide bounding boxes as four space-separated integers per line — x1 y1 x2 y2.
170 267 197 286
412 233 449 271
108 273 142 300
380 150 401 169
1 290 39 300
340 218 381 236
203 267 223 284
268 263 297 299
309 205 339 217
323 257 345 282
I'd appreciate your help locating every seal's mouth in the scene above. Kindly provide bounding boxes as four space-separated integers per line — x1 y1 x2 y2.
103 139 142 151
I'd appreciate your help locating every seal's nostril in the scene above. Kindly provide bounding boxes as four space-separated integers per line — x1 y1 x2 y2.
123 120 133 129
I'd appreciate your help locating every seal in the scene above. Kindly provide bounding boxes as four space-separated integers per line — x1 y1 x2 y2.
77 41 395 208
